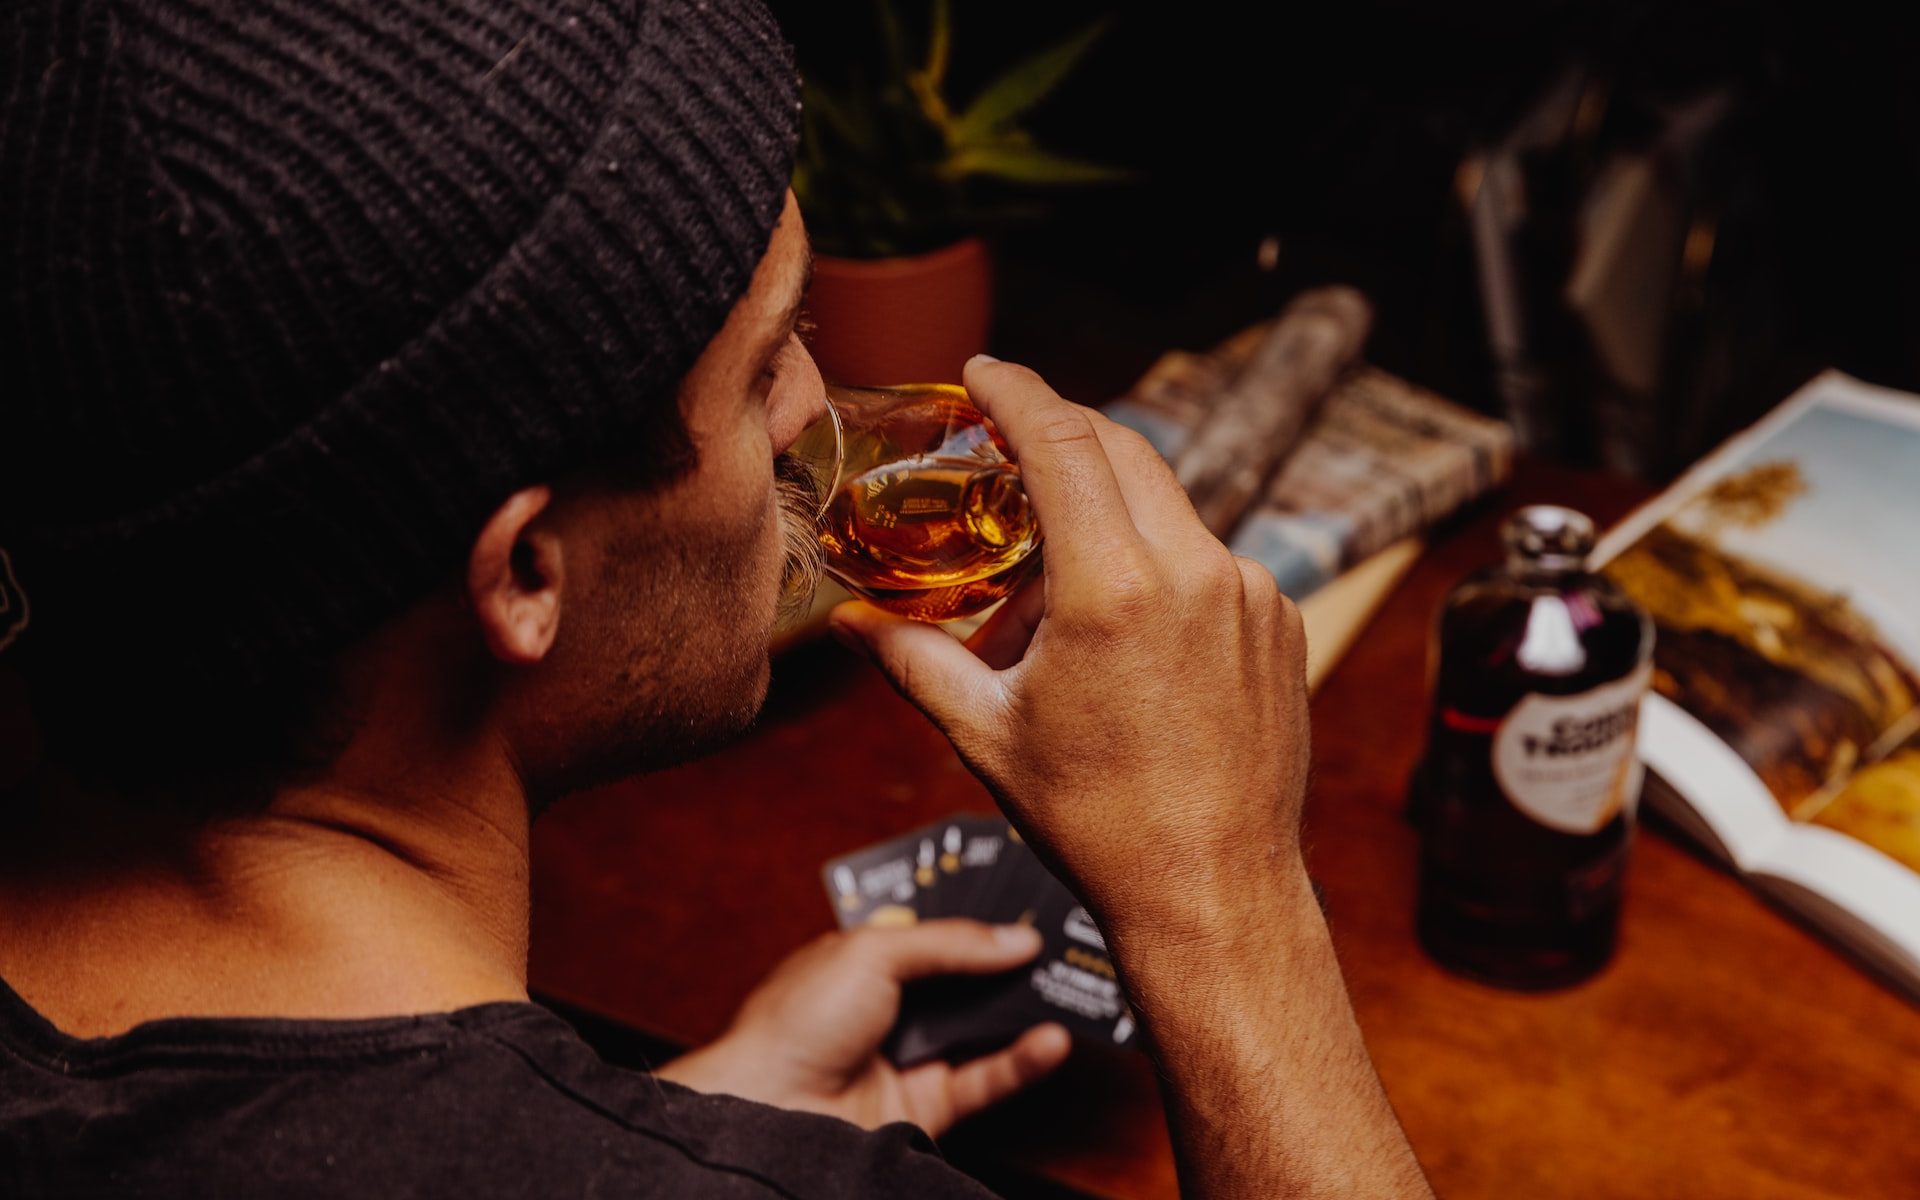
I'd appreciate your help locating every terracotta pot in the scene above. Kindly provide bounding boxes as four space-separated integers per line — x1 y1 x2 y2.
801 236 993 386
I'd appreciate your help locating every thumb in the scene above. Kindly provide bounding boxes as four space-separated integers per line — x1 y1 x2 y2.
829 600 1001 733
930 1023 1073 1125
857 919 1044 984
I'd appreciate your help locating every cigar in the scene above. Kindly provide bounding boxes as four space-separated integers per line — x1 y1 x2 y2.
1173 286 1373 535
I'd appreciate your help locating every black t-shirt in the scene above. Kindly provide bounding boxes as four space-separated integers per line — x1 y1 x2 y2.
0 977 996 1198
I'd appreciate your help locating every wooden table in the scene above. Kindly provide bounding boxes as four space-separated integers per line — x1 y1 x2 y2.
529 461 1920 1199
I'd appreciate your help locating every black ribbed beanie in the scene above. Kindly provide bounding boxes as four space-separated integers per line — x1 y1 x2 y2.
0 0 801 699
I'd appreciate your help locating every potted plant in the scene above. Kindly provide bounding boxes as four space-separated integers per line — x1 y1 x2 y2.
792 0 1126 385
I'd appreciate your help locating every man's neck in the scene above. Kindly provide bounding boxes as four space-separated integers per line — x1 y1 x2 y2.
0 737 536 1039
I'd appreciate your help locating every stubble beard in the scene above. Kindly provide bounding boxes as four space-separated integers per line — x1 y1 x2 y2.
522 453 827 805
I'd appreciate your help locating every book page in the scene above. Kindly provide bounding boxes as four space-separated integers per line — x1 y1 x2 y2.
1747 828 1920 993
1594 373 1920 962
1637 694 1789 866
1642 694 1920 987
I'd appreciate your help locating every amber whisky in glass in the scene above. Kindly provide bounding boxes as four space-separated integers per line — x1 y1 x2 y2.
791 383 1041 622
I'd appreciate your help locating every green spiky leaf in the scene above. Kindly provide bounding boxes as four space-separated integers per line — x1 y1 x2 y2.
924 0 952 90
793 5 1128 258
950 18 1111 147
942 142 1133 185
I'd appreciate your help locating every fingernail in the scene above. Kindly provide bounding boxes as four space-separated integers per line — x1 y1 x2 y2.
968 353 1000 367
995 924 1041 951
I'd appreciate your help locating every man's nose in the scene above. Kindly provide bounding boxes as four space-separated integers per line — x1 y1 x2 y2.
768 338 830 458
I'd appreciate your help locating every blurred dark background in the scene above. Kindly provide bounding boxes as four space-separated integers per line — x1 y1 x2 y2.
770 0 1920 481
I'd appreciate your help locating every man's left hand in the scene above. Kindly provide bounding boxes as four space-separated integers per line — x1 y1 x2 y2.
657 920 1071 1136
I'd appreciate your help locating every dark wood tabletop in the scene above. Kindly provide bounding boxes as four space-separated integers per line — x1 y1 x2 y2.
528 459 1920 1200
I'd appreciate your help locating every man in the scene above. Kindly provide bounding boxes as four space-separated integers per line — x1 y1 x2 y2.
0 0 1432 1195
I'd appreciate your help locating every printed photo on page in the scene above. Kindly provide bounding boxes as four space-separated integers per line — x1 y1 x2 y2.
1600 374 1920 878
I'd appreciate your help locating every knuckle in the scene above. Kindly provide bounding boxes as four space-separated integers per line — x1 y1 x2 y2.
1234 555 1280 605
1096 557 1164 624
1098 414 1160 460
1030 409 1100 451
1179 546 1244 604
1094 414 1177 476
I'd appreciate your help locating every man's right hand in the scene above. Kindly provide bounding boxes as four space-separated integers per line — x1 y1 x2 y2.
828 354 1311 947
830 355 1433 1199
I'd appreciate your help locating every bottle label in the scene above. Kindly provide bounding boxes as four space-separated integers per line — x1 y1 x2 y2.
1491 663 1652 834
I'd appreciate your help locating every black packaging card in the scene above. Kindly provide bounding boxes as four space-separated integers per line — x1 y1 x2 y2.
885 866 1137 1067
916 815 1014 920
822 830 929 930
824 814 1140 1067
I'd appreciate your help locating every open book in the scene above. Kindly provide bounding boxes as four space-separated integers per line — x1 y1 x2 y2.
1592 372 1920 999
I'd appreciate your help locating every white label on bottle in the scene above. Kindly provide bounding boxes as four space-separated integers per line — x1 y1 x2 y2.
1492 664 1652 835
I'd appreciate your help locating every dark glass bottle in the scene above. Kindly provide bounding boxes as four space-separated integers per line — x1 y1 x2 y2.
1411 506 1654 989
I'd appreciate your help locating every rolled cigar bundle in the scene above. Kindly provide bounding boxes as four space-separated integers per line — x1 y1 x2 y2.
1173 286 1373 534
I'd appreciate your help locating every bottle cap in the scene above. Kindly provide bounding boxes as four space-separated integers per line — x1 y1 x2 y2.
1502 505 1596 571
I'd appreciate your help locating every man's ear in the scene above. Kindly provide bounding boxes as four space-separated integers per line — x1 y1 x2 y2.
466 486 561 665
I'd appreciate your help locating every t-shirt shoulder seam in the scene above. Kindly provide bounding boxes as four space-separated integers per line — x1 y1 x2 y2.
0 998 542 1077
0 1027 459 1075
478 1029 808 1199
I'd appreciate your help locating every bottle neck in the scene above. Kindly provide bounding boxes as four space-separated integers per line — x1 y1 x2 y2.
1505 550 1587 583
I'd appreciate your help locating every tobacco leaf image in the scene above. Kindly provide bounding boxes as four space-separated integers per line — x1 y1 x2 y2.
1813 737 1920 874
1605 463 1920 825
1694 459 1810 537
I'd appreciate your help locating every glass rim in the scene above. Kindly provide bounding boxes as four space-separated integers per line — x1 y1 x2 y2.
795 381 984 522
797 392 845 521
